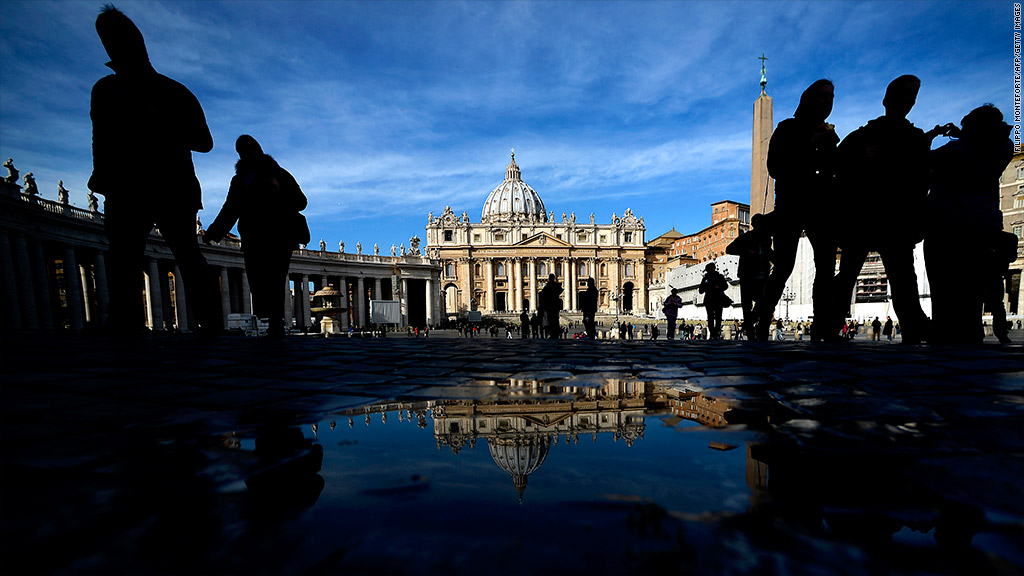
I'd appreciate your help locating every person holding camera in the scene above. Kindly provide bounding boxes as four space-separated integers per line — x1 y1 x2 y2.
924 104 1014 344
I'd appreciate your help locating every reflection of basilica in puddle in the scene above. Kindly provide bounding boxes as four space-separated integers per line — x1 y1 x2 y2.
331 379 735 500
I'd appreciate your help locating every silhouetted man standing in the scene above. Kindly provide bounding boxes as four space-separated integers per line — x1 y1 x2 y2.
662 288 683 340
831 75 933 344
538 273 562 339
698 263 729 340
90 5 220 334
758 79 839 342
727 212 774 340
580 278 598 339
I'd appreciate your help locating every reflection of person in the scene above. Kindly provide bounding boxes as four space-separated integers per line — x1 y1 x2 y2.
831 75 933 344
90 5 220 334
759 79 839 342
662 288 683 340
205 135 308 339
726 212 774 340
924 104 1014 344
580 278 598 339
699 263 729 339
538 273 563 339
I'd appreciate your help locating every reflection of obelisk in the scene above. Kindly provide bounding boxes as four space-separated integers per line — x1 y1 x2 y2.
751 54 774 218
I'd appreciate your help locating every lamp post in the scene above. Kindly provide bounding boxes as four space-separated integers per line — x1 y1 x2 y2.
782 288 795 321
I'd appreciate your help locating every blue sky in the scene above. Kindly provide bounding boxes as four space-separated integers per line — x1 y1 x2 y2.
0 0 1011 252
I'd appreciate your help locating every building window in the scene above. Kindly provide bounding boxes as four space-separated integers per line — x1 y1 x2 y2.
473 234 481 242
600 234 607 243
624 231 632 242
1014 225 1023 239
445 262 454 277
444 230 453 242
577 233 587 242
600 263 607 277
1017 166 1024 180
539 262 547 276
625 263 633 276
496 262 505 277
495 233 504 242
474 263 482 276
578 262 588 276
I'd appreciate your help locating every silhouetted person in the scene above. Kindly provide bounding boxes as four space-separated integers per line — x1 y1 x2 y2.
205 135 308 339
580 277 598 339
726 212 774 340
662 288 683 340
871 316 882 341
758 79 840 342
538 273 562 339
698 263 728 339
90 5 220 335
830 75 935 344
924 104 1014 344
519 309 530 339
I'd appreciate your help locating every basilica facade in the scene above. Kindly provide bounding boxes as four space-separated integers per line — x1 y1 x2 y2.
426 153 647 317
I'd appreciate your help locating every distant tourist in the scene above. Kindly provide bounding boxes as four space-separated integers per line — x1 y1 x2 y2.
662 288 683 340
698 263 729 340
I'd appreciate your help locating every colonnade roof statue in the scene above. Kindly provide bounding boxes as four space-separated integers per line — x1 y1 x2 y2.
480 150 547 224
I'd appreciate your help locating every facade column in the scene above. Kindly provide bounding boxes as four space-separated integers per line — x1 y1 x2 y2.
284 276 294 328
28 238 53 330
565 259 573 311
425 277 435 326
568 257 576 311
0 232 22 329
459 257 472 312
13 235 38 330
240 270 251 315
374 277 382 302
146 257 164 331
635 258 647 312
514 257 523 311
356 276 366 328
93 251 109 329
528 257 537 312
219 267 231 329
173 264 189 331
485 258 494 313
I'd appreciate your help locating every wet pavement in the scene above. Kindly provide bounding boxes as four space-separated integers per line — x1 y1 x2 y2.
1 332 1023 575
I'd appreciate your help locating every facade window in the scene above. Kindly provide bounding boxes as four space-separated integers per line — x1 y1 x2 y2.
624 231 632 242
600 263 607 277
1014 225 1023 239
496 262 505 277
1016 196 1024 209
443 230 453 242
473 234 481 242
625 263 633 276
578 233 587 242
474 263 482 276
539 262 547 276
578 262 588 276
494 233 504 242
600 234 607 243
445 262 454 277
1017 166 1024 179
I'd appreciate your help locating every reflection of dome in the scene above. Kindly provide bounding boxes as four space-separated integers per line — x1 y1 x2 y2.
487 435 550 502
481 152 546 223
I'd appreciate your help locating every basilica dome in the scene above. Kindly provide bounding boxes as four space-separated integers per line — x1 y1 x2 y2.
488 435 550 502
481 152 546 223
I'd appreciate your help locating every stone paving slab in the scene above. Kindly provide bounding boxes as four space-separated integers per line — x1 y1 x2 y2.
1 332 1022 575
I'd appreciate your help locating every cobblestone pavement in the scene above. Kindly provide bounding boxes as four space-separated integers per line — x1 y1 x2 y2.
1 332 1022 575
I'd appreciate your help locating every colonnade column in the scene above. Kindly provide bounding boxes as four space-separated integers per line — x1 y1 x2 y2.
173 264 189 331
29 238 53 330
13 235 38 330
510 258 519 311
147 258 164 332
93 251 108 328
240 271 251 315
528 258 537 312
219 267 231 329
485 259 495 313
561 259 569 311
300 274 310 329
356 277 366 328
401 277 409 326
283 277 293 327
374 277 382 303
0 232 21 329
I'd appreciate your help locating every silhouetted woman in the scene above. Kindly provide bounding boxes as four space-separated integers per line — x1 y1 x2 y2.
925 105 1013 344
205 135 308 338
